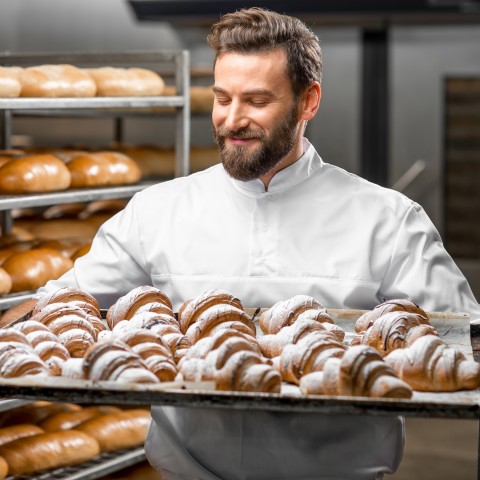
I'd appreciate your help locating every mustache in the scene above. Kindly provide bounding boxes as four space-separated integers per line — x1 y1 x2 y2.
215 127 264 140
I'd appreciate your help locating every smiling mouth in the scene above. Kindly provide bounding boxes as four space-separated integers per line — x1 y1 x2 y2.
226 137 257 146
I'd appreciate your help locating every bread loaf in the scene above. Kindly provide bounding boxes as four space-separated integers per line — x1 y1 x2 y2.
2 248 73 292
19 64 97 97
0 430 100 475
0 455 7 480
74 409 151 452
0 424 44 446
0 268 11 295
29 219 97 240
0 66 22 98
67 151 141 188
0 154 71 193
86 67 165 96
38 406 121 432
0 401 81 427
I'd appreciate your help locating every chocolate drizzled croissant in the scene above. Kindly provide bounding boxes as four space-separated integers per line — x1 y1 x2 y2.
259 295 329 335
355 298 428 334
385 335 480 391
300 345 412 398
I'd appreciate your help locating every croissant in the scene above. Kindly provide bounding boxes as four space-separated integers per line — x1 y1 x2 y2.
279 332 347 385
179 328 261 367
30 302 105 336
106 285 173 329
34 340 71 375
180 347 281 393
215 350 281 393
184 304 256 345
259 295 328 334
0 346 50 378
130 341 177 382
355 298 428 334
82 339 159 384
178 289 243 334
115 328 172 352
33 287 101 318
259 319 345 358
12 319 50 336
61 358 86 380
0 328 32 347
300 345 413 398
114 312 190 362
360 311 438 356
385 335 480 391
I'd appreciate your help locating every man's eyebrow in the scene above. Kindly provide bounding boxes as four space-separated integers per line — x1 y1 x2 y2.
212 86 276 98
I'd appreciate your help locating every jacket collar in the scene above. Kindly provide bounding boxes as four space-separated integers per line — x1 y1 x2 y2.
225 138 323 196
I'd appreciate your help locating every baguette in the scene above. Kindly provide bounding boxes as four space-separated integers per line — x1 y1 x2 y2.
0 66 22 98
74 409 151 452
0 430 100 475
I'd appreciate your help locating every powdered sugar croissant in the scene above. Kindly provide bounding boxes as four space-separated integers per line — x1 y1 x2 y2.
106 285 173 330
259 295 329 334
33 287 101 318
178 289 243 334
359 311 438 356
279 331 347 385
355 298 428 334
385 335 480 391
82 339 159 384
300 345 412 398
260 318 345 358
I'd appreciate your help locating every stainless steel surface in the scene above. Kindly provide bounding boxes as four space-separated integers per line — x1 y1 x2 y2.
0 398 31 413
0 291 36 310
0 180 163 211
0 96 185 110
175 49 191 177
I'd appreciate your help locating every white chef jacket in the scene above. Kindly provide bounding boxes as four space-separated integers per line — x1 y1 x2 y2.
39 138 480 480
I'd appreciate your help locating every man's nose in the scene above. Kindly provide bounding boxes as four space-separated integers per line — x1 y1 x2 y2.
224 101 249 132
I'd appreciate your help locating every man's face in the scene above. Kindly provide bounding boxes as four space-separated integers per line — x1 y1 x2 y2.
212 50 301 182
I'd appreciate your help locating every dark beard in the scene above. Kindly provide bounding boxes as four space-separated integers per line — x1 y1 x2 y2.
213 103 299 182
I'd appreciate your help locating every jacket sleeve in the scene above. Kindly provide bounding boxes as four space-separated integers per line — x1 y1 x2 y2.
37 194 151 308
380 201 480 321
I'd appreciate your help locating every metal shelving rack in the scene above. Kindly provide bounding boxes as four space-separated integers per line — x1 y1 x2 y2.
0 50 191 312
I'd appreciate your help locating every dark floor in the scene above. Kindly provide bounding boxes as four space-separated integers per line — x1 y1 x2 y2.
389 418 478 480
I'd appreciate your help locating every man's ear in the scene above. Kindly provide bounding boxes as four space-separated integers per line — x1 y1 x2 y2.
299 82 321 121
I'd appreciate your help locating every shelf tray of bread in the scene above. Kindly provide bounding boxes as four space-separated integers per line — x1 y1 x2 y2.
0 401 152 479
0 287 478 419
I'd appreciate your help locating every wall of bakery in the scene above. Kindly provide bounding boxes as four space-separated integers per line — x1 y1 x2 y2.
1 0 480 296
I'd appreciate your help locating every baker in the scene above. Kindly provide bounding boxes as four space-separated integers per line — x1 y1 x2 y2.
30 7 480 480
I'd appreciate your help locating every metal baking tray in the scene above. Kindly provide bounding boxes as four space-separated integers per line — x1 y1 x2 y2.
1 309 479 419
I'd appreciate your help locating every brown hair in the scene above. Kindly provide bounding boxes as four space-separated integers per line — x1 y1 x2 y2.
207 7 323 96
